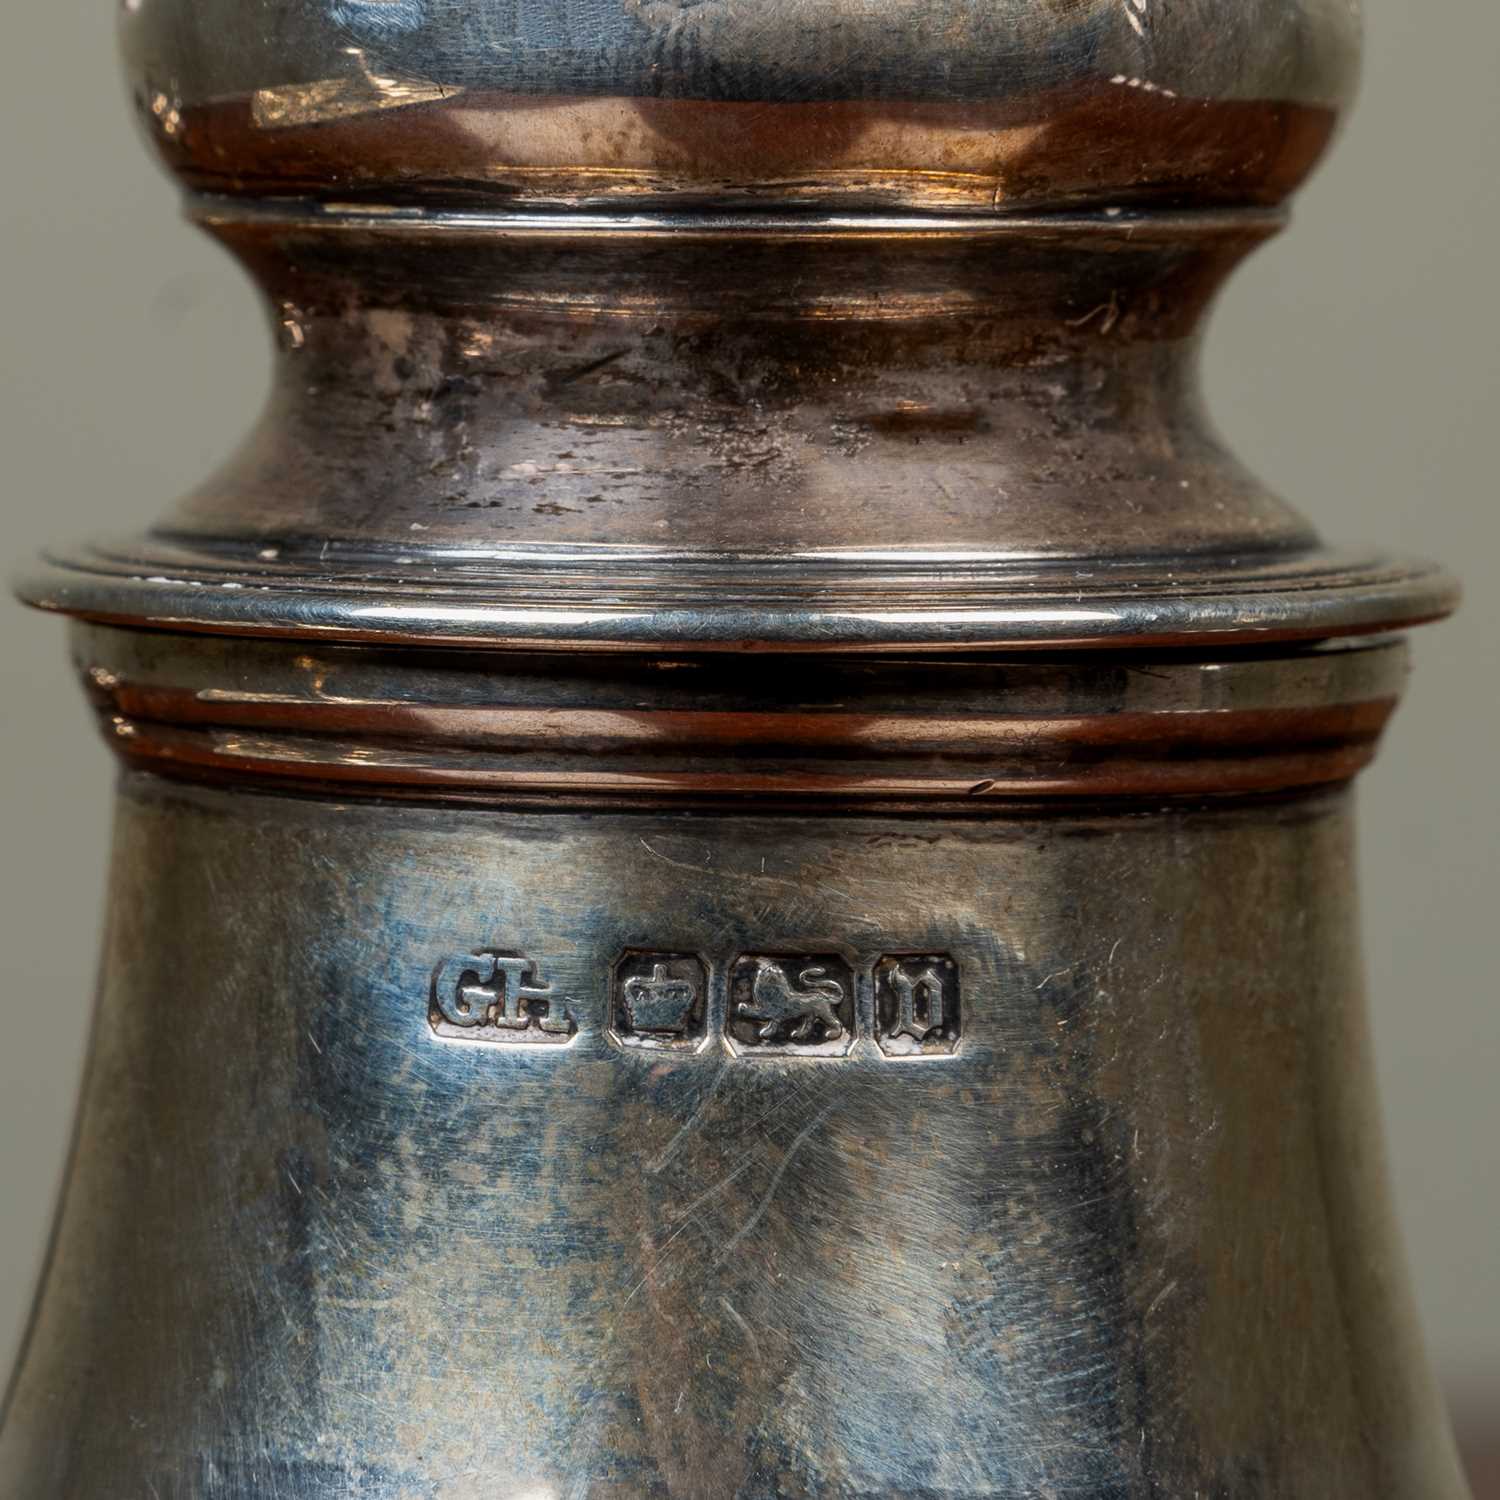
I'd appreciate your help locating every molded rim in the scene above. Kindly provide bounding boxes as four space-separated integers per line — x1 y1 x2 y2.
21 534 1458 654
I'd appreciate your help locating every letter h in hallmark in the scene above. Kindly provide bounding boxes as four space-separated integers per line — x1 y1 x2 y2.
430 950 576 1045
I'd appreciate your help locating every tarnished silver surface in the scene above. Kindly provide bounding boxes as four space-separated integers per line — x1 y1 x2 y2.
54 626 1422 806
3 0 1472 1494
20 201 1457 652
0 777 1467 1496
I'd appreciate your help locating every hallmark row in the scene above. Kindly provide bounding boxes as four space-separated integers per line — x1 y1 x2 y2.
428 948 962 1058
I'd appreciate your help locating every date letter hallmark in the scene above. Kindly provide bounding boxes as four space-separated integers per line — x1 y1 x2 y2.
874 955 961 1056
429 950 576 1046
727 955 855 1057
611 952 709 1052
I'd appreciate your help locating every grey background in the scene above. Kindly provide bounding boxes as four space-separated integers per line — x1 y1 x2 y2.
2 0 1495 1456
